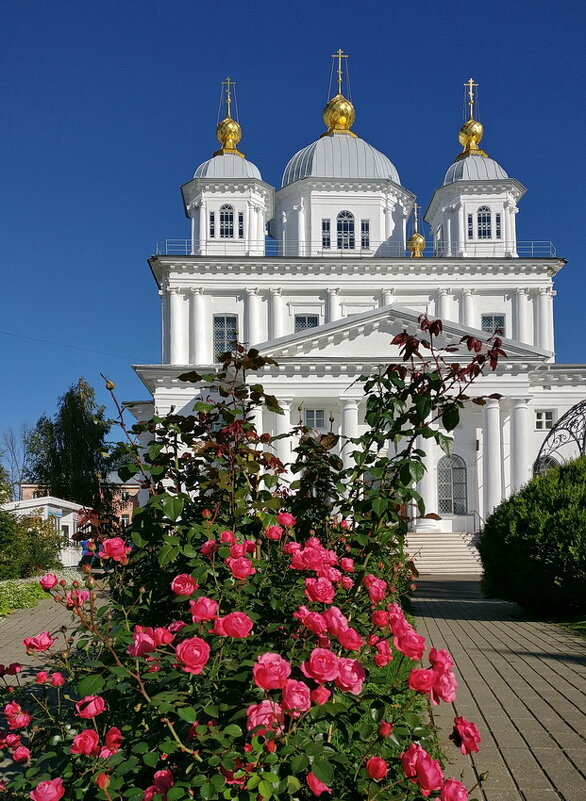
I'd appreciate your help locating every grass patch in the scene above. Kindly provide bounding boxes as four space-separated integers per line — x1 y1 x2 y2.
556 617 586 638
0 581 46 618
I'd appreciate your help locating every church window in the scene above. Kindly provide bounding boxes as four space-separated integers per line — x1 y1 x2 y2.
209 212 215 238
305 409 325 430
322 219 331 249
477 206 492 239
467 214 473 239
238 212 244 239
437 454 467 515
361 219 370 249
535 410 555 431
495 213 502 239
481 314 505 335
295 315 319 332
337 210 355 250
219 204 234 238
213 314 238 360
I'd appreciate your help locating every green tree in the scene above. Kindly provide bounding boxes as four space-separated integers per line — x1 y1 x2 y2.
24 378 112 509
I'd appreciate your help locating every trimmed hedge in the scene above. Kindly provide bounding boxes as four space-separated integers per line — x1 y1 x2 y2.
478 455 586 613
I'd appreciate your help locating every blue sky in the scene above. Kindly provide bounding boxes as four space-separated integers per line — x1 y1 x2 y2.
1 0 585 434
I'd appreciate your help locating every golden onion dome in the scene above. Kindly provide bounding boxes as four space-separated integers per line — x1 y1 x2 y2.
214 116 245 157
407 231 426 258
322 93 357 136
456 118 488 161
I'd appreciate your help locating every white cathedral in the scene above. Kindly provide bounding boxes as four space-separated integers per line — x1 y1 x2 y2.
129 63 585 551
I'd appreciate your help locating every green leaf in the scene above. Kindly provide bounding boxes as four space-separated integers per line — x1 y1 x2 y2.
223 724 243 737
311 759 334 785
258 780 274 798
158 542 179 567
442 406 460 432
159 495 185 521
290 754 308 773
131 530 147 548
286 776 301 794
75 674 104 696
372 497 388 517
177 707 197 723
142 752 159 767
369 700 385 722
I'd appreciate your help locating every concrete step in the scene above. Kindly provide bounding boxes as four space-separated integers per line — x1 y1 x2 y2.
406 531 482 576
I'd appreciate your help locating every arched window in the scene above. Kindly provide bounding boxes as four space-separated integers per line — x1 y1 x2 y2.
219 204 234 238
337 210 355 250
437 455 467 515
477 206 492 239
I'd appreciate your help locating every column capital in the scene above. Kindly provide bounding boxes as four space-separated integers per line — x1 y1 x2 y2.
245 287 259 296
327 287 340 296
515 287 528 295
270 287 282 297
461 287 475 297
485 396 500 408
281 211 287 223
511 396 530 408
168 287 181 295
341 397 360 410
157 289 164 297
437 287 450 296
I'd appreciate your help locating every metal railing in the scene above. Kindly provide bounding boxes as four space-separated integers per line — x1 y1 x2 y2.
154 238 557 258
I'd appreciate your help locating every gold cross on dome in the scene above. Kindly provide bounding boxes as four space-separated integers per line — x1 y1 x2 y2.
221 76 236 117
331 48 348 94
465 77 478 119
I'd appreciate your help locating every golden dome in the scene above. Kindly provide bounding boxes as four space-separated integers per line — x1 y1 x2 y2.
456 118 488 161
322 93 357 136
407 231 426 258
214 116 245 158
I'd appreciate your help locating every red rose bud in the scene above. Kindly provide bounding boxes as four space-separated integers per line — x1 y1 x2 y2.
378 721 393 737
366 756 388 781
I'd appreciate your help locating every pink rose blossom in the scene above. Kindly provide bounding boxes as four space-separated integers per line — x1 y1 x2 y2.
306 772 332 796
200 540 218 557
170 574 198 596
175 637 211 674
432 669 458 705
190 597 219 622
340 576 354 589
283 541 301 555
321 605 348 636
99 726 123 758
339 557 354 572
408 668 435 694
4 702 32 729
3 733 21 748
246 700 284 736
276 512 296 527
30 777 65 801
75 695 106 719
51 672 65 687
394 630 426 661
265 525 284 540
305 577 335 604
441 778 469 801
226 556 256 580
371 610 389 627
450 716 481 754
401 743 444 797
281 679 311 717
219 530 237 544
99 537 131 563
215 611 253 638
338 627 364 651
294 606 328 635
127 631 157 657
301 648 339 683
253 653 292 690
317 566 342 583
429 648 454 672
311 686 331 705
23 631 56 652
378 721 393 737
12 745 31 763
152 627 174 646
363 574 388 603
70 729 100 755
366 756 388 781
374 639 393 667
167 620 187 633
335 657 366 694
36 671 49 684
64 590 90 609
229 543 248 558
39 574 58 590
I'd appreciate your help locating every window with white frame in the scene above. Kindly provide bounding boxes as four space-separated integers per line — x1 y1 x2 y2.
481 314 505 335
495 213 502 239
305 409 326 430
437 454 467 515
295 315 319 332
360 219 370 249
213 314 238 360
477 206 492 239
219 204 234 238
121 515 130 529
467 214 473 239
238 212 244 239
322 219 331 249
209 211 215 238
535 410 555 431
337 210 355 250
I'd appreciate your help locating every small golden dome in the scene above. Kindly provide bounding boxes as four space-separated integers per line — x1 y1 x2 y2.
214 116 245 158
322 93 357 136
407 231 426 258
456 118 488 161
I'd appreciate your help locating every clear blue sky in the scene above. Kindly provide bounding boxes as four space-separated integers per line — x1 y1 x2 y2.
1 0 585 433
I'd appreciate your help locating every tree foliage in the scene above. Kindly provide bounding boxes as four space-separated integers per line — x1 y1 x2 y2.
0 513 61 580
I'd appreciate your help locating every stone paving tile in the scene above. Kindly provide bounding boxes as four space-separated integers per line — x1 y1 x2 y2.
412 576 586 801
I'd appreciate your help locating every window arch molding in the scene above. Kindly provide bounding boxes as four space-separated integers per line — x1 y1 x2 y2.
219 204 235 238
336 210 355 250
437 454 468 515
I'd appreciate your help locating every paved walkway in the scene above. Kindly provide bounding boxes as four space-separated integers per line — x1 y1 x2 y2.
412 576 586 801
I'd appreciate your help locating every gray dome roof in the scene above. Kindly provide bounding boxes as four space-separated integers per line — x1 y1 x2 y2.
282 133 400 187
194 153 262 180
443 155 508 185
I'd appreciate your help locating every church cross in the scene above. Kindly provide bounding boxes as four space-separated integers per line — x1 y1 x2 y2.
331 48 348 94
222 76 236 117
413 202 420 233
465 77 478 119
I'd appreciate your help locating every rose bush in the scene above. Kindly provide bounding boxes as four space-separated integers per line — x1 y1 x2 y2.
0 323 497 800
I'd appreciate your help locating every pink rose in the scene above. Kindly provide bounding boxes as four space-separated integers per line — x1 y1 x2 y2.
366 756 388 781
100 726 123 758
401 743 444 797
450 717 481 754
371 610 389 628
153 769 174 793
378 721 393 737
190 597 219 622
4 702 31 729
394 630 426 661
276 512 296 527
246 700 284 735
39 574 58 590
23 631 56 652
432 669 458 705
363 575 387 603
306 772 332 796
214 611 253 638
311 686 331 705
283 541 301 555
408 668 435 694
4 733 21 748
51 672 65 687
338 627 364 651
441 778 469 801
127 631 157 657
281 679 311 717
335 658 366 694
340 576 354 589
229 543 248 558
294 606 327 635
305 577 335 604
12 745 31 763
70 729 100 755
388 602 409 636
301 648 339 683
317 566 342 583
429 648 454 672
152 627 174 646
75 695 106 719
99 537 131 563
170 574 198 596
200 540 218 556
226 557 256 580
30 777 65 801
167 620 187 633
36 671 49 684
265 525 284 540
374 639 393 667
175 637 211 674
339 557 354 572
253 653 291 690
219 530 237 544
321 605 348 636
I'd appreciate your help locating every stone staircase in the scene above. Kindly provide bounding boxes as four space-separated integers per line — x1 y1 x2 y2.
406 532 483 575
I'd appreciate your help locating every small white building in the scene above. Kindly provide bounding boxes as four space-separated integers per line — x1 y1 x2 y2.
2 496 83 567
129 69 586 554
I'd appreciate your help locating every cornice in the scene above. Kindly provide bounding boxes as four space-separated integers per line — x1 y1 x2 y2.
424 178 526 222
275 177 415 205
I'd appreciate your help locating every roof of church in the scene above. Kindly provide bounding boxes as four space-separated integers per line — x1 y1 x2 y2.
443 155 508 185
281 132 401 187
194 153 262 180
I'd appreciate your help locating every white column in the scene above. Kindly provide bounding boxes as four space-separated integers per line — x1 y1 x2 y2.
414 435 441 531
546 290 555 356
511 398 530 492
514 288 530 343
457 203 466 255
327 288 340 322
297 199 305 256
381 288 394 306
197 202 205 254
483 398 503 516
246 201 253 251
245 288 262 346
445 213 452 257
461 288 475 327
169 288 189 365
159 289 169 363
341 398 360 471
189 289 207 364
281 212 287 255
536 288 554 353
190 215 196 255
274 399 292 477
384 204 393 239
270 288 285 339
437 288 449 320
248 405 263 437
503 202 511 256
256 207 265 253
